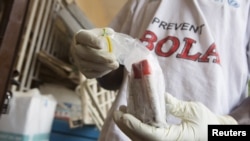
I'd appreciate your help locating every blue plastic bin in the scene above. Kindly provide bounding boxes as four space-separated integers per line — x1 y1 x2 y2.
50 119 100 141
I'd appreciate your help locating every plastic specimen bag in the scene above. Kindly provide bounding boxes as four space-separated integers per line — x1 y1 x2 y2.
85 28 167 127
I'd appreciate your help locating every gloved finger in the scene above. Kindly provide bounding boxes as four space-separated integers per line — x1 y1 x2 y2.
74 44 118 65
113 110 142 140
73 53 119 72
165 92 196 120
74 29 104 49
119 105 127 113
80 68 112 79
114 110 176 141
75 57 118 72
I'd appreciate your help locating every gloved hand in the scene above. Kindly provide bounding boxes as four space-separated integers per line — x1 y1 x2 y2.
113 93 238 141
70 28 119 78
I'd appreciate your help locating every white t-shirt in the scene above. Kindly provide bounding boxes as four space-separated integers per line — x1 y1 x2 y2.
98 0 250 140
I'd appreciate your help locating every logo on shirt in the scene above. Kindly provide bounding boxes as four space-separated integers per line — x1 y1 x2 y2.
214 0 240 8
144 17 221 65
228 0 240 8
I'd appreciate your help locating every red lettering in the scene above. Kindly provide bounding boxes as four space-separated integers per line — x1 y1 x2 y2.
155 36 180 57
140 30 157 50
140 30 221 64
177 38 202 61
198 43 220 64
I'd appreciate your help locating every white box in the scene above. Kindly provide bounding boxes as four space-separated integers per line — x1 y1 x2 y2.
0 88 57 141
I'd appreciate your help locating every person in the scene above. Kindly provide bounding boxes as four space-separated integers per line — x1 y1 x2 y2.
71 0 250 140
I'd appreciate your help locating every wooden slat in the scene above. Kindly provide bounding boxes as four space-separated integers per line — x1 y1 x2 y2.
0 0 30 114
0 0 14 45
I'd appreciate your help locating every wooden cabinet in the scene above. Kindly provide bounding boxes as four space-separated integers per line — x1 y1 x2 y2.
0 0 30 116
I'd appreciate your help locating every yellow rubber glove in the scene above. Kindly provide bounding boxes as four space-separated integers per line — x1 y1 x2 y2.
70 28 119 78
113 93 237 141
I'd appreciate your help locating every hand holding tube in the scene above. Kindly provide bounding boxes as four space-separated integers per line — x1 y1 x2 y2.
70 28 119 78
113 93 237 141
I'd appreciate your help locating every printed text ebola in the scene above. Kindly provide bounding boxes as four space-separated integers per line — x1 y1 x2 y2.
140 30 220 64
